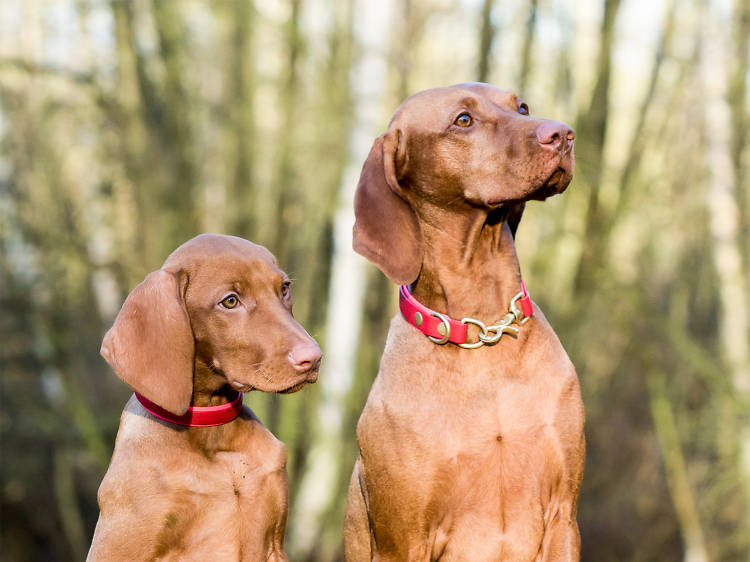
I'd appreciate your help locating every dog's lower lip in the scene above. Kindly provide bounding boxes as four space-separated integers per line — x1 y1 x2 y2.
278 382 306 394
540 167 568 191
545 167 564 185
231 381 253 392
277 369 319 394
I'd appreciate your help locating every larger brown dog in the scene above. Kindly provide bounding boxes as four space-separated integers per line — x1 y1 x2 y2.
88 234 321 561
344 83 585 561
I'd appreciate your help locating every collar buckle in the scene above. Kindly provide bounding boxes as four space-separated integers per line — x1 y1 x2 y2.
427 311 452 345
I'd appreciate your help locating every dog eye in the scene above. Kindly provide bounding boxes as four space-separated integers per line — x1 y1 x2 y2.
281 281 291 298
519 103 530 115
220 295 239 309
454 113 472 127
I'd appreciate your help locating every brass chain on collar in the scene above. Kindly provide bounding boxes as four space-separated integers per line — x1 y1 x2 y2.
455 291 531 349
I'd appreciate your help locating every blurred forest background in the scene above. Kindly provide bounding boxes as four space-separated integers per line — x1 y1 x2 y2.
1 0 748 560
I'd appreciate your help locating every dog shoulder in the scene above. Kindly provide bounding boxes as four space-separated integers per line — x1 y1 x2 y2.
256 427 288 473
235 413 288 474
96 424 164 511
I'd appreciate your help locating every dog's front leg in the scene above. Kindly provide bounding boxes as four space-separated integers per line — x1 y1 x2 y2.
344 457 372 562
538 506 581 561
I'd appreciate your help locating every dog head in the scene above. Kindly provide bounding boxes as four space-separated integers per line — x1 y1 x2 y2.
353 82 575 284
100 234 321 415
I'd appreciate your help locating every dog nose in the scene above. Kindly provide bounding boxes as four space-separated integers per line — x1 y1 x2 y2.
537 121 574 151
289 341 322 373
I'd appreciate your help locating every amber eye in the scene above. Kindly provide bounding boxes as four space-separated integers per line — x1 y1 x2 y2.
281 280 291 298
519 103 530 115
220 295 239 309
454 113 472 127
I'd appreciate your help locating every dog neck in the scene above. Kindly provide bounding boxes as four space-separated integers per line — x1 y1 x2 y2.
157 358 245 451
411 204 523 321
191 357 238 408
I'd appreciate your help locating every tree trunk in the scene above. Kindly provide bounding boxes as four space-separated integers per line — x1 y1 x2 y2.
609 0 676 224
53 446 87 562
572 0 622 293
264 0 304 437
110 1 155 270
392 0 428 102
647 371 710 562
151 0 200 244
517 0 538 94
728 0 750 275
224 0 257 238
289 0 395 557
701 0 750 527
477 0 495 83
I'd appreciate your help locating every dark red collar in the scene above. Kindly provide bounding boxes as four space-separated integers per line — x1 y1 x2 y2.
399 281 534 349
135 391 244 427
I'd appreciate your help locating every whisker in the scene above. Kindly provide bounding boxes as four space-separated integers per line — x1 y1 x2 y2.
254 366 273 383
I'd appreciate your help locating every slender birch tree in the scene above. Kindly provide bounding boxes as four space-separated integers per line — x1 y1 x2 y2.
290 0 395 557
701 0 750 533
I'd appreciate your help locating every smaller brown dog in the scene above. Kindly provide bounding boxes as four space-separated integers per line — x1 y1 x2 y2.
88 234 321 561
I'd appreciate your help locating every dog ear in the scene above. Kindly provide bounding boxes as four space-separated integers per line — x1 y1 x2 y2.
353 130 423 285
100 268 194 416
507 201 526 239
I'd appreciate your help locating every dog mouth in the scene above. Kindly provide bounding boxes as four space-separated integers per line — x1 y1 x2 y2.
277 381 308 394
230 362 319 394
529 167 570 200
281 366 320 393
546 167 566 186
230 381 254 392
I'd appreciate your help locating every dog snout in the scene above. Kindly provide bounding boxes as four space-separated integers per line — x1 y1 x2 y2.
536 121 574 152
289 341 322 373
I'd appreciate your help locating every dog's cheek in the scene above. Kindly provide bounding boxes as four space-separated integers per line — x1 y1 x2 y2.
510 153 553 189
409 137 467 198
221 343 267 386
469 155 521 204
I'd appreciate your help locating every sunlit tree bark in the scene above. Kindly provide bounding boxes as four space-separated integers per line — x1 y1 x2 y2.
224 0 257 238
517 0 538 94
728 0 749 275
477 0 496 83
290 0 395 558
701 0 750 531
648 371 709 562
573 0 622 293
151 0 200 245
264 0 305 436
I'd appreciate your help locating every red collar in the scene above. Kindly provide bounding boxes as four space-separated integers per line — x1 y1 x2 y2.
135 391 244 427
399 281 534 349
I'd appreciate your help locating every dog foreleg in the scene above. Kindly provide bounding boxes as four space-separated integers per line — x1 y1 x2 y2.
344 457 373 561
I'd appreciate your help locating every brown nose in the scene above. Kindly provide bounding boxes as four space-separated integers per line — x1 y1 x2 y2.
537 121 574 151
289 341 322 373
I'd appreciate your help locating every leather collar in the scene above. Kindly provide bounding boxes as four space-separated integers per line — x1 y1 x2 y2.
399 281 534 348
135 390 244 427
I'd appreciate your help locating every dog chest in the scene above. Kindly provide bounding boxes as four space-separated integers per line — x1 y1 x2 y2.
358 365 577 560
142 448 287 560
94 417 288 560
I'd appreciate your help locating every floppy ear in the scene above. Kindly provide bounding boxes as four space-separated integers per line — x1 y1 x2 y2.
352 130 423 285
100 268 194 416
507 201 526 239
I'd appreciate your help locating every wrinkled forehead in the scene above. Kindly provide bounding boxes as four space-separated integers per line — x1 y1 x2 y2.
189 255 284 293
164 234 284 285
390 83 521 128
